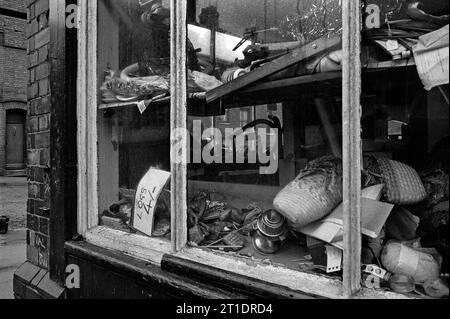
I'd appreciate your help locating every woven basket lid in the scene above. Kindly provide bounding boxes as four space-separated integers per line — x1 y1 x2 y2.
377 158 427 205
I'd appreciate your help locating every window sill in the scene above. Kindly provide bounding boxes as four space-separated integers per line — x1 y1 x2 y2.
84 226 171 266
171 247 413 299
84 226 414 299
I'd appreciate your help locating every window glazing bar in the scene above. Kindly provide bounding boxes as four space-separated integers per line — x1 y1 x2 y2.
170 0 188 252
342 0 362 298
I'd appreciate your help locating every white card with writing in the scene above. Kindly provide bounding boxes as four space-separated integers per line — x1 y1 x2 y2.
133 168 170 236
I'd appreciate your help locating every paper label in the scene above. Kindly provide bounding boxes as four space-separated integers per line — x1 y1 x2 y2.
326 245 342 273
137 100 148 114
133 168 170 236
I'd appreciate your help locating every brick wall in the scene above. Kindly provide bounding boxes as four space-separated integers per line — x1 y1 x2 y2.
25 0 50 270
14 0 69 299
0 108 4 173
0 0 27 175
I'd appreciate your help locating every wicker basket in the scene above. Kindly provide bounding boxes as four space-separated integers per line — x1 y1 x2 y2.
273 156 343 227
377 158 426 205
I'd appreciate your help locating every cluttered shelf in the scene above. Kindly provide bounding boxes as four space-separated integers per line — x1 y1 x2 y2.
98 0 446 114
98 58 416 112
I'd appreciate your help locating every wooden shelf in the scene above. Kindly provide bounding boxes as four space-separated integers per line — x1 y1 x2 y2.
243 58 416 95
364 57 415 69
99 96 169 110
98 93 206 111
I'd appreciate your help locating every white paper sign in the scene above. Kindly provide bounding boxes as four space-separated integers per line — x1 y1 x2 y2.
326 245 342 273
133 168 170 236
137 100 148 114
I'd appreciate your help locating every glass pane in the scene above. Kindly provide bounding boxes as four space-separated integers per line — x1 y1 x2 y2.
187 0 346 278
96 0 173 239
360 1 449 295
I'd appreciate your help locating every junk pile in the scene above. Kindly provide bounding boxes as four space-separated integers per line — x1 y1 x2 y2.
100 0 223 105
273 155 449 298
186 191 288 255
238 1 449 82
99 158 448 298
100 69 222 104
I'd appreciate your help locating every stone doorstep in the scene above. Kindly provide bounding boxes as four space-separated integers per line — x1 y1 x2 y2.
4 170 27 177
14 261 66 299
0 176 28 186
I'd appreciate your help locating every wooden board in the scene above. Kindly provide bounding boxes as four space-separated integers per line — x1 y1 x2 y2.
206 36 342 103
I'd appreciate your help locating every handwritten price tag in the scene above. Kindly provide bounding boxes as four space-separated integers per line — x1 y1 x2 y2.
133 168 170 236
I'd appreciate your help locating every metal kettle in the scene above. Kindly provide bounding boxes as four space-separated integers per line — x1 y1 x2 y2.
252 210 287 255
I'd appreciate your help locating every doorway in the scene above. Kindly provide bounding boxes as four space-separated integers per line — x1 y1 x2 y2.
5 110 26 173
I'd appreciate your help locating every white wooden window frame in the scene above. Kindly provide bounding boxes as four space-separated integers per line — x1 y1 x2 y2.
76 0 408 299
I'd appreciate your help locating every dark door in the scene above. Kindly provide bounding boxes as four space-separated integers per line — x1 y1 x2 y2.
5 111 26 170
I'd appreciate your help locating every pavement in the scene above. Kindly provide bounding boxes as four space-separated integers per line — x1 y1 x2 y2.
0 176 27 299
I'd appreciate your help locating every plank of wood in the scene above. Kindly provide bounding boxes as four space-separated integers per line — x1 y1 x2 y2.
365 58 415 69
242 72 342 94
241 59 416 96
206 36 342 103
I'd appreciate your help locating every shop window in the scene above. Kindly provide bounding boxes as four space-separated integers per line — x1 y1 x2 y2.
78 0 449 298
79 0 350 296
184 0 350 289
89 0 170 239
359 1 450 296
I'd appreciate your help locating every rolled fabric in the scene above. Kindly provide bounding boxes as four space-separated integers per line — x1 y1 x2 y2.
381 241 441 285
